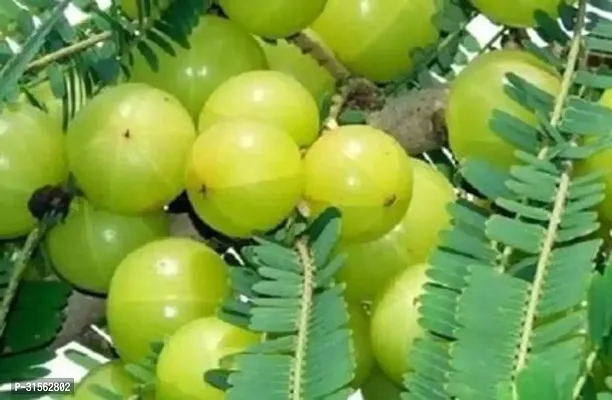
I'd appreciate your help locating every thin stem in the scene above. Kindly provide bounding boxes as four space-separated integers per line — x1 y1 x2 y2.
292 238 315 400
513 0 587 373
0 224 46 339
323 85 350 131
289 31 350 82
573 349 598 398
26 32 111 71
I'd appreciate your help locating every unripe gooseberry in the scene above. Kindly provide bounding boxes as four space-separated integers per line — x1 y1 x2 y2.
198 70 320 147
336 158 455 302
45 197 170 294
19 81 63 129
218 0 327 39
186 119 303 238
370 263 429 386
119 0 171 20
575 89 612 225
303 125 413 244
447 49 561 170
129 15 267 120
155 316 261 400
471 0 566 28
74 360 141 399
360 366 404 400
311 0 440 82
0 103 68 239
107 238 229 363
347 302 374 388
66 83 196 215
259 38 336 107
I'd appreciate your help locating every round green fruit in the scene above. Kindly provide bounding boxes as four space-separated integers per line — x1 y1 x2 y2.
471 0 565 28
370 263 429 386
347 303 375 388
198 70 320 147
447 49 561 170
66 83 196 215
259 38 336 106
45 197 170 294
311 0 439 82
186 119 303 238
19 80 63 129
575 89 612 224
120 0 171 20
74 360 139 399
129 15 266 120
218 0 327 39
0 103 68 239
360 366 404 400
155 316 261 400
336 159 455 302
303 125 414 244
107 237 229 363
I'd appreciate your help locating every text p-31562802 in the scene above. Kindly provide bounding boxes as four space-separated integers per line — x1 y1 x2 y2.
11 378 75 395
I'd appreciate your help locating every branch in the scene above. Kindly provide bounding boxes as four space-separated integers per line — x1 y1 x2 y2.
26 31 111 72
288 30 350 82
0 225 45 339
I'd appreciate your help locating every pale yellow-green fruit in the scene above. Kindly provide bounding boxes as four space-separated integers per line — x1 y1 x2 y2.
347 303 375 388
311 0 439 82
198 70 320 147
258 38 336 106
336 159 455 302
471 0 566 28
66 83 197 214
447 49 561 170
360 366 404 400
186 119 303 238
120 0 171 19
370 263 429 386
19 80 63 129
129 15 267 120
106 238 229 364
0 103 68 239
575 89 612 225
303 125 414 244
155 316 261 400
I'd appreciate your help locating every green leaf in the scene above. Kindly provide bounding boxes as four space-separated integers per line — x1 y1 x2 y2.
0 0 72 106
214 209 355 399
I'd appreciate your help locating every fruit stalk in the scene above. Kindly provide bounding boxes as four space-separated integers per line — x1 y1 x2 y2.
289 31 350 81
26 31 112 72
0 225 45 339
513 0 587 373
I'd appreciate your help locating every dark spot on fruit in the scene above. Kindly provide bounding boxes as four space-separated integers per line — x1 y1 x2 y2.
164 97 170 102
383 194 396 207
199 185 207 196
123 129 131 139
28 184 72 222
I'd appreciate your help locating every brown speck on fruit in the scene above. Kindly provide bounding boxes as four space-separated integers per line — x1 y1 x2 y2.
123 129 131 138
199 185 207 196
383 194 397 207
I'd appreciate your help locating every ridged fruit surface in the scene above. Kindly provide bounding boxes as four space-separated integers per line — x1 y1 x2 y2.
311 0 439 82
129 15 266 120
0 104 68 239
303 125 414 243
107 238 229 363
447 49 561 170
